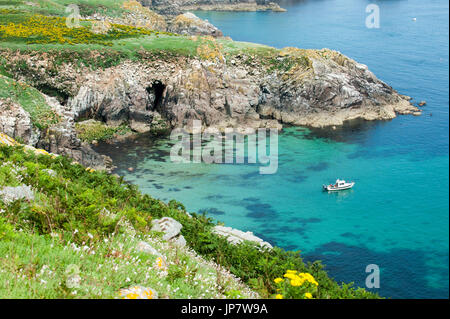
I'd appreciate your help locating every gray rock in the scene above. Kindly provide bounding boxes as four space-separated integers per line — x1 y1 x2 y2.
136 241 161 255
168 12 223 37
151 217 183 241
213 225 273 250
172 234 187 247
0 100 40 146
0 185 35 204
0 46 419 170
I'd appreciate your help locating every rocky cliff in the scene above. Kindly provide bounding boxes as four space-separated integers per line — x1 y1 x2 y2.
85 0 224 37
139 0 286 15
0 42 418 170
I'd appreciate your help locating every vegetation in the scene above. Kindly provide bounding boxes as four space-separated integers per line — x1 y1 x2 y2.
0 1 310 69
75 120 131 143
0 75 59 129
0 144 380 299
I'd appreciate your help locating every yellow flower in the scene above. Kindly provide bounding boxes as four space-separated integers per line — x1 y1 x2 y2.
304 293 313 299
275 294 283 299
274 278 283 284
143 289 154 299
125 293 139 299
155 256 166 269
290 278 302 287
283 273 298 280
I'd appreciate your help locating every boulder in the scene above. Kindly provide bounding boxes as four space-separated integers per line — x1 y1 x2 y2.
0 100 40 146
213 225 273 250
151 217 187 247
151 217 183 241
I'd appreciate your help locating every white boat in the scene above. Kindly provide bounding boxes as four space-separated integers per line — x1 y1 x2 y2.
323 179 355 191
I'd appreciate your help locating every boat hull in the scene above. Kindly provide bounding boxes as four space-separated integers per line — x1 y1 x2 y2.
323 183 355 192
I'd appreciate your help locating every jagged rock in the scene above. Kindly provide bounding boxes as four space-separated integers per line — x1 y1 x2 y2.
0 99 40 146
213 225 273 250
0 45 419 169
142 0 286 14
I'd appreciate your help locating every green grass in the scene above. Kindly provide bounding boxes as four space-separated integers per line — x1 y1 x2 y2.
0 0 127 17
0 75 58 129
0 225 257 299
75 120 132 143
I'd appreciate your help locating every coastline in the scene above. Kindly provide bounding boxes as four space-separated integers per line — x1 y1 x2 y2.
2 0 447 299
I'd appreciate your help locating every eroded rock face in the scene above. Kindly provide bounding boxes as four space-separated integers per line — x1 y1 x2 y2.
0 47 417 169
141 0 286 15
64 50 416 131
0 99 40 146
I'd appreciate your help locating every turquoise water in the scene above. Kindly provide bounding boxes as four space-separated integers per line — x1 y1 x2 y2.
97 0 449 298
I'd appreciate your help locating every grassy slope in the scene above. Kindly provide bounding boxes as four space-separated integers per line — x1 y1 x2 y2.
0 1 277 59
0 145 258 299
0 1 380 299
0 74 58 129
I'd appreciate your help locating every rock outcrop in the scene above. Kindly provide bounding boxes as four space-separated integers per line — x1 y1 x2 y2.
151 217 187 247
213 225 273 249
0 43 418 169
140 0 286 15
168 12 223 37
0 99 40 146
85 1 224 37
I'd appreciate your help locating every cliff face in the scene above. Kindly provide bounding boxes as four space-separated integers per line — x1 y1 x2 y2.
139 0 286 14
0 44 417 169
85 1 224 37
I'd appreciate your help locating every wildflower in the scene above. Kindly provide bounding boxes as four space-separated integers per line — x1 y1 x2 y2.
274 277 283 284
286 270 297 274
304 293 313 299
120 286 158 299
155 256 167 270
275 294 283 299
